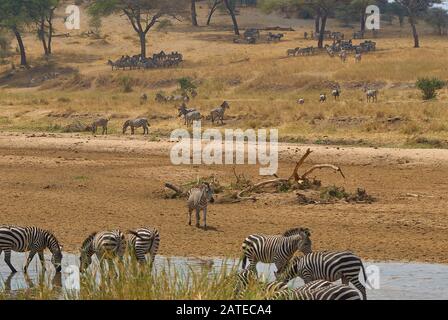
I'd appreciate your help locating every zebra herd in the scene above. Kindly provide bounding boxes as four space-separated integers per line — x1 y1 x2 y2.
89 117 150 135
298 88 378 105
0 225 160 274
107 51 183 71
238 228 368 300
178 101 230 127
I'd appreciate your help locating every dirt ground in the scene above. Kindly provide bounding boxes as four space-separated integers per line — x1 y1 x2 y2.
0 133 447 263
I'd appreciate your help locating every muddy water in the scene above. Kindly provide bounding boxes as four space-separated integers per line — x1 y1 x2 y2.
1 252 447 300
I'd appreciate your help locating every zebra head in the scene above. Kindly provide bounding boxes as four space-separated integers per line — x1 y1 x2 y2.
277 255 303 283
202 182 215 203
79 232 96 272
122 120 131 134
46 231 63 272
221 101 230 109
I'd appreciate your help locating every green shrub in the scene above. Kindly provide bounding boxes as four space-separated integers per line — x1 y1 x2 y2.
416 77 445 100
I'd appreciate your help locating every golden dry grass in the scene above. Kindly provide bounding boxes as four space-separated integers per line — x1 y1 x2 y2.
0 6 447 147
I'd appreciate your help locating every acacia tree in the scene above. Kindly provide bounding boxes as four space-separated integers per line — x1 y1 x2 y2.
89 0 189 58
424 7 448 35
0 0 30 66
224 0 240 35
206 0 222 26
395 0 441 48
29 0 59 56
191 0 198 26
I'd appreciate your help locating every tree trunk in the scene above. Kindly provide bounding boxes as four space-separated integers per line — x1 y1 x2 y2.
39 19 49 56
47 10 54 54
408 14 419 48
224 0 240 35
315 14 320 34
360 11 366 34
207 0 220 26
13 27 27 66
191 0 198 26
318 14 327 49
139 32 147 58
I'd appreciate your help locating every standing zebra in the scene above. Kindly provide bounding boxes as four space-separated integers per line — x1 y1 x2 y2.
178 103 197 126
277 250 368 300
185 111 202 127
272 280 361 300
319 94 327 103
241 228 312 277
0 225 63 273
332 89 340 100
187 182 214 230
210 101 230 125
127 227 160 267
91 118 109 135
366 89 378 103
122 118 150 135
79 230 126 272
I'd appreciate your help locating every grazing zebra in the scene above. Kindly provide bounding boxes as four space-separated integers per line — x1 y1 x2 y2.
0 225 63 273
297 98 305 105
187 182 215 230
366 89 378 103
79 230 126 272
332 89 340 100
272 280 361 300
319 94 327 103
127 227 160 267
91 118 109 135
355 53 362 63
241 228 312 277
122 118 150 135
210 101 230 125
185 111 202 127
277 250 368 300
178 103 197 125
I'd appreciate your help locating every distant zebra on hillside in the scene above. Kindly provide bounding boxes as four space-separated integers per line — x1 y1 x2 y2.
210 101 230 125
187 182 215 230
0 225 63 273
241 228 312 277
127 227 160 267
277 250 368 300
366 89 378 103
79 230 126 272
123 118 150 135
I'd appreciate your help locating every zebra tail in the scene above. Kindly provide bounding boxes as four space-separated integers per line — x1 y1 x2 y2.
361 263 370 288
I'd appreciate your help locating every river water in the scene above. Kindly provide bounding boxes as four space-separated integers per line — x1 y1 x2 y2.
1 252 447 300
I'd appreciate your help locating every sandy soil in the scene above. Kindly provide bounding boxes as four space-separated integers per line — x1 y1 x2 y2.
0 133 447 263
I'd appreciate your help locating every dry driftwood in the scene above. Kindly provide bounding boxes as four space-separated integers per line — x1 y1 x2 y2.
164 183 187 198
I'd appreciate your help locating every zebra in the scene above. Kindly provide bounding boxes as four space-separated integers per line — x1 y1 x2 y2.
339 50 347 62
178 103 197 125
277 250 368 300
234 269 288 299
332 88 340 100
355 53 362 63
91 118 109 135
127 227 160 267
185 111 202 127
287 48 298 57
0 225 63 273
297 98 305 105
319 94 327 103
79 230 126 272
366 89 378 103
187 182 214 230
211 101 230 125
241 228 312 277
271 280 361 300
122 118 150 135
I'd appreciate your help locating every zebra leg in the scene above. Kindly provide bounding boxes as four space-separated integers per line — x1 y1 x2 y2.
4 250 17 273
203 207 207 230
24 250 37 273
351 278 367 300
131 127 135 135
195 207 201 228
38 251 46 271
188 209 193 226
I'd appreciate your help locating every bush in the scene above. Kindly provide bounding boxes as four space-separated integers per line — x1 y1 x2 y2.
177 77 197 94
416 77 445 100
118 76 133 93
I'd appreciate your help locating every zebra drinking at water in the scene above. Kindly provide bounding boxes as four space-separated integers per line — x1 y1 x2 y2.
79 230 126 272
234 269 288 299
0 225 63 273
271 280 361 300
241 228 312 277
91 118 109 135
211 101 230 125
127 227 160 267
122 118 150 135
187 182 214 230
277 250 368 300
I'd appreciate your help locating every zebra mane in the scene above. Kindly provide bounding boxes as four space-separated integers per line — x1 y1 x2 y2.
283 227 311 238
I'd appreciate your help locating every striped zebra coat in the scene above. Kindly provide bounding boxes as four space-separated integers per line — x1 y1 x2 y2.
241 228 312 277
122 118 150 135
210 101 230 125
272 280 361 300
278 250 368 300
187 182 214 230
79 230 126 272
0 225 63 273
234 269 288 299
127 227 160 267
178 104 196 126
91 118 109 135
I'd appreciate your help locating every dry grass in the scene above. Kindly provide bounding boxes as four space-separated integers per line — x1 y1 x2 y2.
0 6 447 148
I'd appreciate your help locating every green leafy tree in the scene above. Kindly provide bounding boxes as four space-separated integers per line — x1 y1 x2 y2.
89 0 189 58
416 77 445 100
424 7 448 35
28 0 59 56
